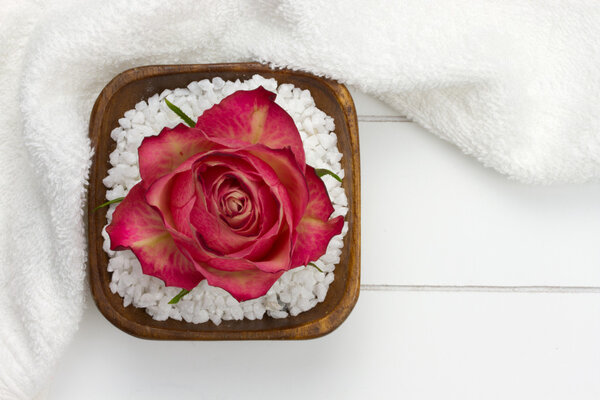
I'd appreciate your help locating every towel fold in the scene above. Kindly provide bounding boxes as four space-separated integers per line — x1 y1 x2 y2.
2 0 599 398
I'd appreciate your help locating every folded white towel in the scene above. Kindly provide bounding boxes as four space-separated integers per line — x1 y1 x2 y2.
2 0 599 398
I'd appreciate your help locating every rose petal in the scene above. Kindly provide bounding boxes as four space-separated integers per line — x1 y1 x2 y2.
188 147 304 269
244 145 309 227
210 185 290 273
240 183 277 237
106 183 203 290
169 171 196 237
189 193 255 255
291 217 343 267
201 165 261 235
195 87 306 170
190 157 257 253
206 162 280 237
189 151 284 255
145 154 204 234
195 261 284 302
172 237 253 272
290 166 344 267
138 123 219 188
250 224 295 273
216 180 254 230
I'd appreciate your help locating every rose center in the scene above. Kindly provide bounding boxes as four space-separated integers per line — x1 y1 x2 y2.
211 175 257 231
223 192 247 216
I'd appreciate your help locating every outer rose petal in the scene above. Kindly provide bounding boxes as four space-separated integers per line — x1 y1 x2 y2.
173 236 252 271
195 87 306 170
195 261 284 302
144 152 206 235
106 182 203 290
251 225 295 273
290 166 344 267
138 124 220 188
169 171 196 237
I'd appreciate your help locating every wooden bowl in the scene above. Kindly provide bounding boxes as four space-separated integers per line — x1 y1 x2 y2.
88 63 360 340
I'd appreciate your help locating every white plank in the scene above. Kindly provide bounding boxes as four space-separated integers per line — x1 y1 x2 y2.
360 121 600 286
47 291 600 399
349 87 405 117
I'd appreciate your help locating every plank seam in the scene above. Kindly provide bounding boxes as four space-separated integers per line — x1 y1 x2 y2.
358 115 410 122
360 284 600 293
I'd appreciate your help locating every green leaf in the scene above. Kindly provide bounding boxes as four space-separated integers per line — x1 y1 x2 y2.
308 262 323 273
168 289 190 304
314 168 342 183
164 98 196 128
93 197 125 212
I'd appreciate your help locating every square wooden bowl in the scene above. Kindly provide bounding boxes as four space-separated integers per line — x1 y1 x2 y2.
88 63 360 340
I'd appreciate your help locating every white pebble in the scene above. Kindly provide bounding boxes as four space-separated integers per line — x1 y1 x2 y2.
197 79 212 91
193 309 210 324
314 284 327 302
317 133 337 150
118 118 131 129
231 306 243 320
270 310 288 319
132 111 145 124
110 127 125 142
187 81 202 95
159 89 172 100
174 88 189 97
124 110 136 119
211 77 225 90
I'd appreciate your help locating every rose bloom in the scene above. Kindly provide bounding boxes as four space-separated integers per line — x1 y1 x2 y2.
107 87 344 301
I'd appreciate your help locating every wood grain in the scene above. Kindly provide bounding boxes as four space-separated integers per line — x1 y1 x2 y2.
88 63 360 340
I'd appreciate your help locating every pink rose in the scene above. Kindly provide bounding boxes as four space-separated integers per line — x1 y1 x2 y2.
106 87 344 301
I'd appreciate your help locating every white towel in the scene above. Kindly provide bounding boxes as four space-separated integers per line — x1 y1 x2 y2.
1 0 599 398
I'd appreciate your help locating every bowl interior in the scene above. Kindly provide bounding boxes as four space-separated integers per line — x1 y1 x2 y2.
88 63 360 340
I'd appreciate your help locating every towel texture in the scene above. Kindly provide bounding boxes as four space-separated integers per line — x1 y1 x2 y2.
1 0 599 398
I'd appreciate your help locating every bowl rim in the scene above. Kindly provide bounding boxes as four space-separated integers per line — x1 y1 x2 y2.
88 62 360 340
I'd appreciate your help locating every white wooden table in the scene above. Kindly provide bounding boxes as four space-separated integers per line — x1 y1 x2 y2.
47 89 600 399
